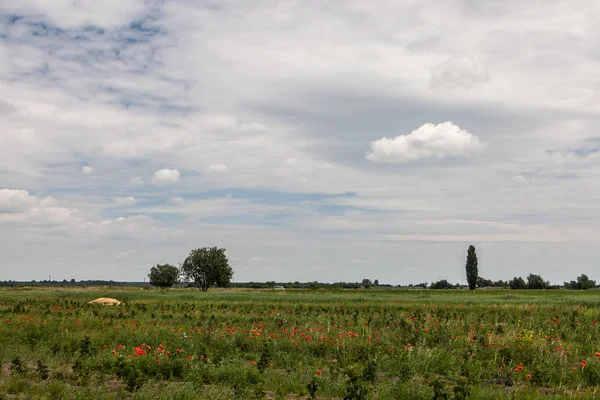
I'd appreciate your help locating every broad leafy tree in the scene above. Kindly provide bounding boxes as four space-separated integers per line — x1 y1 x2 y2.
509 276 527 289
180 247 234 291
148 264 180 288
565 274 596 290
526 273 548 290
465 245 478 291
430 279 454 289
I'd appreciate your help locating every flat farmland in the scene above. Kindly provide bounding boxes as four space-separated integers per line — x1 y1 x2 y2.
1 288 600 399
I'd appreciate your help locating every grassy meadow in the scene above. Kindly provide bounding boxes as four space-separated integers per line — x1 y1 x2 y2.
1 287 600 399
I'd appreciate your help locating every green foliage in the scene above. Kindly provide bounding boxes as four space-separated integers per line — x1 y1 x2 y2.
10 358 26 375
180 247 234 291
306 374 320 399
565 274 597 290
453 376 471 400
509 276 527 289
2 288 600 398
79 335 92 357
343 364 370 400
149 264 180 288
115 357 147 392
527 273 548 290
465 245 478 291
36 360 50 380
430 376 449 400
430 279 455 289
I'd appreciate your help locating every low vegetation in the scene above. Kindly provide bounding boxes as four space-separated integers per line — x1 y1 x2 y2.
1 288 600 398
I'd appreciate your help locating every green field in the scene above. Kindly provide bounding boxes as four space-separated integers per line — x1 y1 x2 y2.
1 287 600 399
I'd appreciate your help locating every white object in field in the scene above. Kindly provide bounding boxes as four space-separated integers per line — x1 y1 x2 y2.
274 286 285 290
88 297 122 305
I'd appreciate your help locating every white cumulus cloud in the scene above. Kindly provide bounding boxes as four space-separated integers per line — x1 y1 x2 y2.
81 166 94 174
115 196 136 207
0 188 44 213
430 55 490 89
366 122 483 163
152 169 181 185
208 164 229 173
0 188 77 226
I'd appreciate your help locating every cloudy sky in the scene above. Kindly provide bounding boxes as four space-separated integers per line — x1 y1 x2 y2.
1 1 599 284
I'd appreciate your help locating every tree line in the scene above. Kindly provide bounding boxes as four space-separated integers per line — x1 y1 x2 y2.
434 245 599 291
428 273 597 290
1 245 595 291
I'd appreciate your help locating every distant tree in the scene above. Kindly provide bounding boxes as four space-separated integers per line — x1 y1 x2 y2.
577 274 595 289
477 276 494 288
374 279 379 286
430 279 454 289
565 274 596 290
180 247 234 292
509 276 527 290
465 245 478 291
526 274 548 290
148 264 180 288
361 278 372 288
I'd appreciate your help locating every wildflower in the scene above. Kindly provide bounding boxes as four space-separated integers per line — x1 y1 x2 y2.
117 345 123 349
581 360 587 368
526 374 532 379
596 352 600 357
514 363 524 372
188 356 193 360
317 370 322 376
471 354 476 358
252 361 257 365
112 350 117 355
156 359 160 363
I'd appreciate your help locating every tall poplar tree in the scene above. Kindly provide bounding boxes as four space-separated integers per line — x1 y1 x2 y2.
465 245 478 291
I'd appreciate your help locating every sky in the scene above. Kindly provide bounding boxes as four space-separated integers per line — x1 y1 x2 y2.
1 1 600 284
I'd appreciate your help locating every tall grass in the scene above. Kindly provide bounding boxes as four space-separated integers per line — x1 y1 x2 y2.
0 288 599 398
